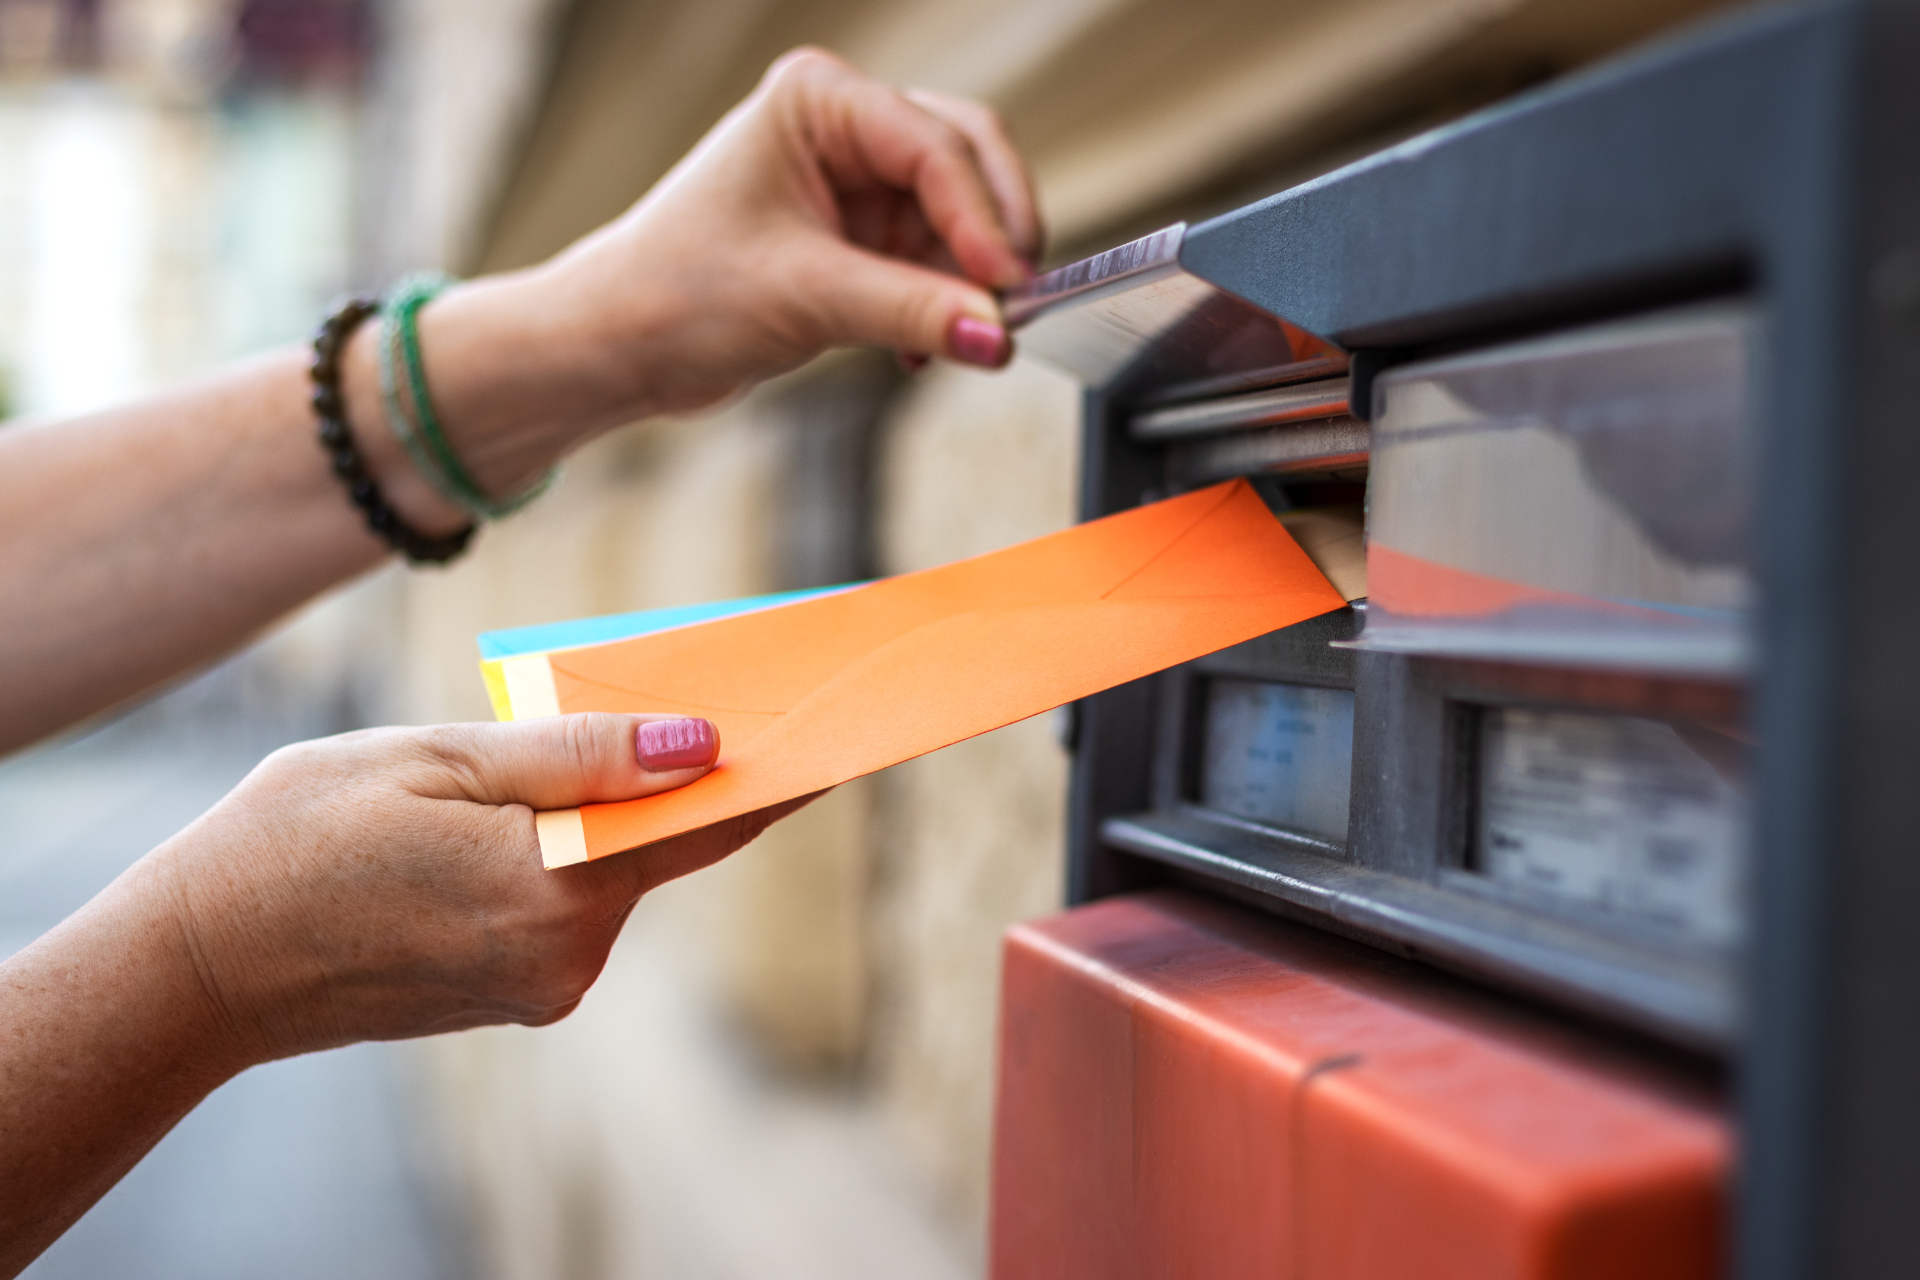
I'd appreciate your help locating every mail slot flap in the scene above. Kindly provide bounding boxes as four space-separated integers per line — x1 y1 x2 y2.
1006 223 1346 401
1353 302 1756 675
991 890 1727 1280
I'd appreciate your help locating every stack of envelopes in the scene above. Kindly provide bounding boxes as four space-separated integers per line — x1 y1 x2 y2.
479 478 1347 868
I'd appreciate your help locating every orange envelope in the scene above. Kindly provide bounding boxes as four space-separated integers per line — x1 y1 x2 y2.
488 478 1346 867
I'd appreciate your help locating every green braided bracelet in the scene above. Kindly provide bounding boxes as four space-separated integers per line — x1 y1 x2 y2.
374 277 459 512
377 272 554 521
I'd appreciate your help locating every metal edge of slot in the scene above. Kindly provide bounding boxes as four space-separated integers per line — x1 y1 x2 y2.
1330 629 1751 678
1369 298 1758 396
1132 355 1352 409
1131 376 1352 440
1170 426 1371 487
1100 811 1734 1049
1172 802 1347 861
1003 223 1187 327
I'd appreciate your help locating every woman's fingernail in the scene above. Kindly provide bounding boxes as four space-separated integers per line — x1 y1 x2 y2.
948 315 1011 368
637 718 718 772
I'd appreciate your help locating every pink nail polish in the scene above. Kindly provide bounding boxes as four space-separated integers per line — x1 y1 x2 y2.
949 316 1011 368
637 718 718 771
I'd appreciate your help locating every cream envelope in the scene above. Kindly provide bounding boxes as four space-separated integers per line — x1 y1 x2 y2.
486 478 1348 867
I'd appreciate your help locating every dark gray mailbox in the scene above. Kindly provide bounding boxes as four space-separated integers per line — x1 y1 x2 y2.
1005 2 1920 1275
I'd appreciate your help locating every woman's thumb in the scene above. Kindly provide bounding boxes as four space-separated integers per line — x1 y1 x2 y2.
424 713 720 811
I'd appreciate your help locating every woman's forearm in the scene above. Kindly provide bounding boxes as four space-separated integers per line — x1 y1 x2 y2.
0 347 388 751
0 269 643 754
0 860 251 1278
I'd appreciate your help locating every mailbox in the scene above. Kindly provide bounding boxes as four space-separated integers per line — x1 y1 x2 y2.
995 2 1920 1276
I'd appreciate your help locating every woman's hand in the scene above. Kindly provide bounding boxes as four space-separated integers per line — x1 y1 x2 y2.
551 47 1045 409
153 712 806 1059
386 49 1044 510
0 712 803 1269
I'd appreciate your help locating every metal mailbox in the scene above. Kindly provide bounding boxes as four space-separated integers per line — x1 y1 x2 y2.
1004 2 1920 1274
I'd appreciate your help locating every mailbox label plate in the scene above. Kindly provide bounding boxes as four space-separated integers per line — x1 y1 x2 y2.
1201 679 1355 842
1474 706 1747 946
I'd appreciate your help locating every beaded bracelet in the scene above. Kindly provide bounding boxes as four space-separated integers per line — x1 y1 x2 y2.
378 272 554 521
310 297 476 565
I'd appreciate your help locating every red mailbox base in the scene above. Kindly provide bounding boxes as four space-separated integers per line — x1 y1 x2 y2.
989 891 1727 1280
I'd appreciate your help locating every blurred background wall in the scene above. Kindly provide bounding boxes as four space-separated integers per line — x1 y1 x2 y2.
0 0 1746 1276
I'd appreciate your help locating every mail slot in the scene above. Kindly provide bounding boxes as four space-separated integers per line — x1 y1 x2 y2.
997 1 1920 1274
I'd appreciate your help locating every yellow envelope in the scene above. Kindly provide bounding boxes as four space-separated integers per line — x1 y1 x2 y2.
487 478 1347 867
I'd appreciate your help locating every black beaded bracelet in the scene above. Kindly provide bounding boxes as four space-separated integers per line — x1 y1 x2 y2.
310 296 476 565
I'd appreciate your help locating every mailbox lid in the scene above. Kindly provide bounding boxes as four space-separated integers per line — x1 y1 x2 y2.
1005 222 1347 402
990 890 1727 1280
